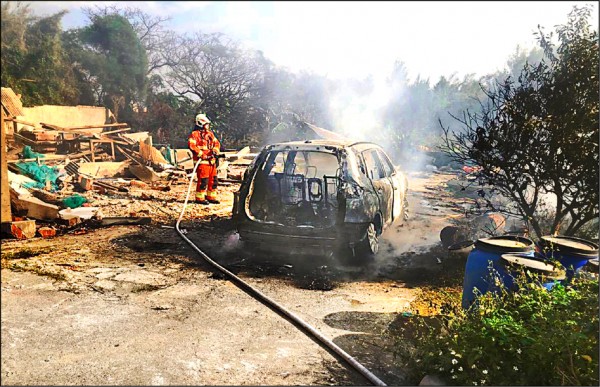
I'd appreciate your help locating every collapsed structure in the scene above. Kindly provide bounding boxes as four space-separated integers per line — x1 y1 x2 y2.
0 88 255 239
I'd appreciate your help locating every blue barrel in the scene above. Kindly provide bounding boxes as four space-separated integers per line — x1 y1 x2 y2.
538 236 599 280
462 236 535 309
499 253 566 290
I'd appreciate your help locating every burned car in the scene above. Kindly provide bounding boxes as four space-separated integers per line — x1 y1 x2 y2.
232 140 408 260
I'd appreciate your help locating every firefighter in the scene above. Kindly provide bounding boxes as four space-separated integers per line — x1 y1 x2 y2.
188 113 221 204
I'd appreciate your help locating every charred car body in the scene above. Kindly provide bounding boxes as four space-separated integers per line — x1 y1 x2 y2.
232 140 408 259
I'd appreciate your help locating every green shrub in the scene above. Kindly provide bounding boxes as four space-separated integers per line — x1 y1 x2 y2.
394 272 599 385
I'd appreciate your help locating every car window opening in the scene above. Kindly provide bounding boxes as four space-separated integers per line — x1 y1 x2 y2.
248 150 341 227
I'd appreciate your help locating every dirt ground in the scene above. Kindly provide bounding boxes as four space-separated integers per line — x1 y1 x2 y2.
1 171 472 385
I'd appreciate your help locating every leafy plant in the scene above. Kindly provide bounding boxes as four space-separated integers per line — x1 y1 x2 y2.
394 270 599 385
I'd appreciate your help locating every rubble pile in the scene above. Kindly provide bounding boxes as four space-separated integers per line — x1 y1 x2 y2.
1 95 256 240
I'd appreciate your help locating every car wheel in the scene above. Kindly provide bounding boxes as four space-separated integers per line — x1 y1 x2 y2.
364 222 379 254
335 222 379 265
351 222 379 264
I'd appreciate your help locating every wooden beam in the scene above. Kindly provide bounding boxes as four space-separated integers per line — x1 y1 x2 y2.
115 145 144 166
4 117 38 127
128 164 160 183
56 123 129 131
40 123 65 131
90 138 130 146
1 107 12 222
101 127 131 136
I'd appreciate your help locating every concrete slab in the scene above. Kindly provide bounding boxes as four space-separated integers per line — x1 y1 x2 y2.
16 105 113 133
77 162 130 178
12 196 59 220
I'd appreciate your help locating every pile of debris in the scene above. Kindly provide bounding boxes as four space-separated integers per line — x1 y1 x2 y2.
1 89 257 240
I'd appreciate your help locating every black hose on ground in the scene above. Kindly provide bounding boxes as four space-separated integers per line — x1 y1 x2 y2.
175 159 387 386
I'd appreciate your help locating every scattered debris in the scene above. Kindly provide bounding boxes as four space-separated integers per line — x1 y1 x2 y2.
1 101 252 239
37 226 57 238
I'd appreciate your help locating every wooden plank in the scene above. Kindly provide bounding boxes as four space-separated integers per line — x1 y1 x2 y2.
115 145 144 166
40 122 66 131
91 138 130 146
94 180 129 193
139 139 169 164
4 117 38 127
1 108 12 222
128 164 160 183
60 123 129 131
117 133 137 145
1 87 24 117
101 127 131 136
13 132 39 146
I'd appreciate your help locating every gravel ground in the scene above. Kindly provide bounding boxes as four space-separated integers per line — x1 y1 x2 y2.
1 171 469 385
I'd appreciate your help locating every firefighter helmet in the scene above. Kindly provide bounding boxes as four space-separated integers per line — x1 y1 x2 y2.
195 113 211 126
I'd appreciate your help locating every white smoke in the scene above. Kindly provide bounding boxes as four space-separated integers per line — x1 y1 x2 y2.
328 75 394 143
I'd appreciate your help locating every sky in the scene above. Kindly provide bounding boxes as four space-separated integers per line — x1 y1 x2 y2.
23 1 598 84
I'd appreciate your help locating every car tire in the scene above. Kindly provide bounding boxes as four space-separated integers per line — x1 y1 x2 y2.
351 222 379 264
335 222 379 266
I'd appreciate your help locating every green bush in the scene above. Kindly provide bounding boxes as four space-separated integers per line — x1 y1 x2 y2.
394 272 599 385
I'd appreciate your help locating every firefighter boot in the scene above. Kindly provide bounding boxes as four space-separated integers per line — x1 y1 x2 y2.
195 192 209 205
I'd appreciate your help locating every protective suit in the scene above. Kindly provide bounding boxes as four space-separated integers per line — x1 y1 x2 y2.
188 114 221 204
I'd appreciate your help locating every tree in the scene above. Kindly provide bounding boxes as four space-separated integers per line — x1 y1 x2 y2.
1 1 30 88
82 5 174 76
1 2 78 105
69 14 148 120
163 32 268 144
441 5 598 238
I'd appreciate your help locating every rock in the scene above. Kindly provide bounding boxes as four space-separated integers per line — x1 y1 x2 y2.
419 374 445 386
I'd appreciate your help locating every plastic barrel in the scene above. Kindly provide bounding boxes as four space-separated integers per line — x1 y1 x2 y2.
499 253 566 290
448 240 475 256
461 235 535 309
538 236 599 280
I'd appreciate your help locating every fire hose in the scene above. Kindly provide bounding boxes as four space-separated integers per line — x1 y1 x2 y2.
175 158 387 386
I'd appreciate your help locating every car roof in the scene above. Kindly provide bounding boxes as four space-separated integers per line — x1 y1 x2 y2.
265 139 383 152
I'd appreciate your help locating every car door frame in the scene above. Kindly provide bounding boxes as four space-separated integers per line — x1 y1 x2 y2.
375 148 402 222
361 148 394 228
